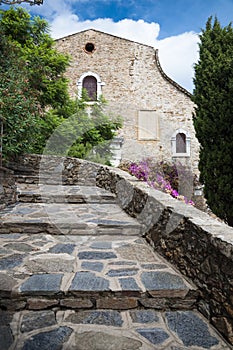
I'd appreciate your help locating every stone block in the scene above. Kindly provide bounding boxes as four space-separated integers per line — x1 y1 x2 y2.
21 326 73 350
73 331 142 350
20 310 56 333
166 311 219 348
28 298 59 310
25 254 75 273
20 274 63 295
96 297 138 309
70 272 110 292
65 310 123 327
60 298 93 309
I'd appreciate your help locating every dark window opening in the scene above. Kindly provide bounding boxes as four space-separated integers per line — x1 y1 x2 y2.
85 42 95 53
83 76 97 101
176 133 186 153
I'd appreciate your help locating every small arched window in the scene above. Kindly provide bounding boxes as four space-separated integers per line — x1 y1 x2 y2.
77 72 105 101
83 76 97 101
176 133 186 153
171 129 190 157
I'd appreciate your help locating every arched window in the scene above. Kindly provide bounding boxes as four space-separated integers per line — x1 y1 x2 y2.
83 76 97 101
176 133 186 153
77 72 105 101
171 129 190 157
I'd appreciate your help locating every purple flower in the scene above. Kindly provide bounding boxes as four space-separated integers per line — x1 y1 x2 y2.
171 189 179 197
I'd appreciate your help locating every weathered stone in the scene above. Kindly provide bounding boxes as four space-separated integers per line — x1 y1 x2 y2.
78 251 117 260
0 311 14 325
0 299 26 310
90 242 112 249
73 331 142 350
137 328 170 345
20 274 63 294
109 261 136 266
107 268 138 277
20 311 56 333
0 233 21 239
70 272 110 291
66 310 123 327
4 243 32 252
27 298 59 310
48 243 75 254
0 273 17 293
0 254 25 270
25 254 75 273
81 261 104 272
141 271 188 297
166 311 219 348
212 317 233 343
96 297 138 309
22 326 73 350
0 326 14 350
141 263 167 269
130 310 159 323
60 298 93 309
116 244 155 262
119 277 141 291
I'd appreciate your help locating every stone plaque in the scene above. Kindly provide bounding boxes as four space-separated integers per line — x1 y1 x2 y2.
138 111 159 140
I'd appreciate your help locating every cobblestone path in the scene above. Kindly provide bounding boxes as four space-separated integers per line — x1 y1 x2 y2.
0 183 231 349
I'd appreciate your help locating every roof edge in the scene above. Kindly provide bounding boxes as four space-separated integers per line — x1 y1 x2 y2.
155 49 192 98
55 28 155 50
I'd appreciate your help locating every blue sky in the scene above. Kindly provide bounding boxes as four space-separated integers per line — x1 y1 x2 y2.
11 0 233 92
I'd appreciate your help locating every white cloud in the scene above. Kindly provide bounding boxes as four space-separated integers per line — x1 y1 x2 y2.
34 5 199 92
157 32 200 92
50 15 160 45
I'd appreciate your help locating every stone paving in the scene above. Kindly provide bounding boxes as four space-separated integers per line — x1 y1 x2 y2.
0 183 232 349
0 184 141 236
0 234 197 308
1 309 231 350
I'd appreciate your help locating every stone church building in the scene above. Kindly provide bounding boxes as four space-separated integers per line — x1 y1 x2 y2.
56 29 199 172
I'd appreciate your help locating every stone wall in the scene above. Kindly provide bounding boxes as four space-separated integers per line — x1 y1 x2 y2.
7 154 233 345
0 167 16 209
56 30 200 174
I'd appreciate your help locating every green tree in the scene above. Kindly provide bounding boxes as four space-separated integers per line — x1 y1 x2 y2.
0 35 40 160
0 7 70 109
192 17 233 226
0 7 70 160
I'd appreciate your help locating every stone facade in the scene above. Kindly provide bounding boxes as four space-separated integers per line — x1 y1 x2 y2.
56 29 199 173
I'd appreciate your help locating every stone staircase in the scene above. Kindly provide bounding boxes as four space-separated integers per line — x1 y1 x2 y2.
0 177 231 349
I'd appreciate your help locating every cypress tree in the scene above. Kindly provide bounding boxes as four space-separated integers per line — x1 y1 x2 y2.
192 17 233 226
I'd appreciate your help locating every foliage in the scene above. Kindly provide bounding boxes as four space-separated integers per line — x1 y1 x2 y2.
128 158 194 205
0 36 40 159
192 17 233 226
0 7 70 109
34 97 122 165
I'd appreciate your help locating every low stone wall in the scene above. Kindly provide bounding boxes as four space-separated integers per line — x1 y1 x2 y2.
7 154 233 344
0 167 16 209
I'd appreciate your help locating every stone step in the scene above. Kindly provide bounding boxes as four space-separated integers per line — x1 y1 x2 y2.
16 174 49 184
17 184 116 204
0 202 141 235
0 235 198 313
1 309 230 350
